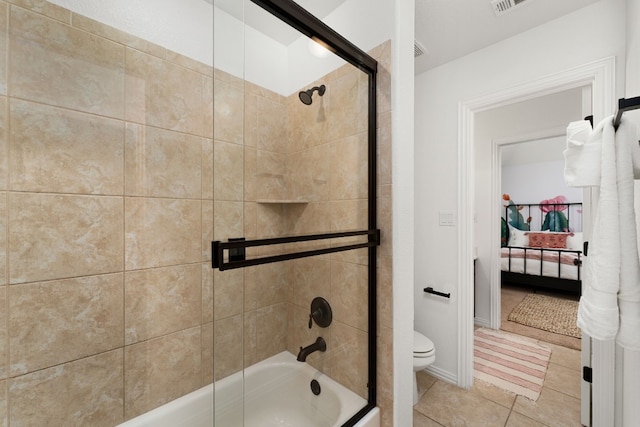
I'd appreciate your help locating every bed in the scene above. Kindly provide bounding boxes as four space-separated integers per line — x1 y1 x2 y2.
501 202 583 295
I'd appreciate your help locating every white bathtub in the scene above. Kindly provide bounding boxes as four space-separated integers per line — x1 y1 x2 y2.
119 351 380 427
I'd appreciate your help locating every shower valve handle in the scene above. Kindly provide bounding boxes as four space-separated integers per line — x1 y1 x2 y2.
308 297 333 329
308 309 321 329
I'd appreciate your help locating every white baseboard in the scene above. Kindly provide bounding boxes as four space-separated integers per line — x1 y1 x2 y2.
474 317 491 328
425 364 458 386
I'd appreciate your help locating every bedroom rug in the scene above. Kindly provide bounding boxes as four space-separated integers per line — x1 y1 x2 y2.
474 328 551 401
508 294 581 338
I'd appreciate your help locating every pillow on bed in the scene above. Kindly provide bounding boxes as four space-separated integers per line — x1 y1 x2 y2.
526 231 573 249
507 225 529 247
566 232 583 251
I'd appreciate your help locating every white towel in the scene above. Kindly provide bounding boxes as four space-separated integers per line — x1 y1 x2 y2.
564 119 603 187
615 118 640 350
577 115 620 340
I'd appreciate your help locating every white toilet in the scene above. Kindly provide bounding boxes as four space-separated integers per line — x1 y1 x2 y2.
413 330 436 405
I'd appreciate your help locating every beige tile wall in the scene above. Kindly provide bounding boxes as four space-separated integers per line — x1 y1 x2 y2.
0 1 214 425
0 0 393 425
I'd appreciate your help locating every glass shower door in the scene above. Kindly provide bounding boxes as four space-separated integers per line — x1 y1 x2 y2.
213 1 378 425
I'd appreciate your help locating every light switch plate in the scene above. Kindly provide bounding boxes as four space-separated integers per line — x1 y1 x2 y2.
439 210 456 226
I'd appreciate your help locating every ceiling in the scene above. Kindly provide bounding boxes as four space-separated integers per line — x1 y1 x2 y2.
413 0 600 74
215 0 602 74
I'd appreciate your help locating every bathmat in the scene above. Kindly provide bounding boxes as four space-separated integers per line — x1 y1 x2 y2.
474 328 551 401
508 294 581 338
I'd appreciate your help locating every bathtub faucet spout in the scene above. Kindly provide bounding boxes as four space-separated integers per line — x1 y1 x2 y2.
297 337 326 362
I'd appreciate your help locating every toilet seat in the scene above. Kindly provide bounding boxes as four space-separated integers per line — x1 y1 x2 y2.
413 331 434 357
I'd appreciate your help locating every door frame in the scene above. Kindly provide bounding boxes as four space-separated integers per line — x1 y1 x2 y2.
457 57 616 425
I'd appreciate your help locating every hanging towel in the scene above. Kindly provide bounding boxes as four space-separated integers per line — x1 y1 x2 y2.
564 119 603 187
615 118 640 350
577 115 621 340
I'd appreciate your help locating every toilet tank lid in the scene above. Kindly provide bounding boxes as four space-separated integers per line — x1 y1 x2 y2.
414 331 434 353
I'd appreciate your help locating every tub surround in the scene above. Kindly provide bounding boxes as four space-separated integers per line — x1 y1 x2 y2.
0 0 394 425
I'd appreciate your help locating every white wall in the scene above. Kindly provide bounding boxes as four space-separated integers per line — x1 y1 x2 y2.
620 0 640 425
501 160 583 207
414 0 625 382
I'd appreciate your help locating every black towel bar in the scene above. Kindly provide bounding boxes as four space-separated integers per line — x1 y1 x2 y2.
423 287 450 299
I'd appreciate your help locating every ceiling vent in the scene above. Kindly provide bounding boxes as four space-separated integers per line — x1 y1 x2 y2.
414 41 428 58
491 0 528 16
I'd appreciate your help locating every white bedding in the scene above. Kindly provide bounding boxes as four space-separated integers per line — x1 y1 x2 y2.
501 247 581 281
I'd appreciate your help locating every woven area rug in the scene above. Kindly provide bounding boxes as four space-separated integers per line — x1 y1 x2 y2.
474 328 551 401
508 294 581 338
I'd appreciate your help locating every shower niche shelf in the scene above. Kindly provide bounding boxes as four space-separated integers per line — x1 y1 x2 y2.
256 199 309 204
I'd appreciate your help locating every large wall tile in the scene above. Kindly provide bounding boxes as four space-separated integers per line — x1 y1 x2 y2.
287 202 331 235
213 268 243 320
212 200 243 242
202 138 214 199
7 0 70 23
201 322 214 385
286 144 330 201
204 76 214 139
256 303 287 361
329 321 368 399
0 3 6 95
213 314 243 380
244 86 258 149
330 199 368 232
9 350 124 427
330 133 368 200
9 274 124 375
377 255 393 331
0 379 5 426
202 263 213 323
125 197 201 270
0 97 6 190
0 287 6 379
10 100 125 195
373 41 392 115
257 95 287 153
377 111 392 187
256 150 286 200
256 203 287 238
244 262 288 312
202 201 213 261
124 328 201 420
9 7 124 118
125 124 203 199
213 140 244 202
213 73 243 144
244 147 257 202
331 261 368 332
243 310 257 368
0 193 5 286
125 264 201 345
291 257 331 308
126 48 204 136
9 193 123 284
325 72 362 142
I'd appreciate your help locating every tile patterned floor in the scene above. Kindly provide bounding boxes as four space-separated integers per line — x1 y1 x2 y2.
413 339 583 426
413 342 580 427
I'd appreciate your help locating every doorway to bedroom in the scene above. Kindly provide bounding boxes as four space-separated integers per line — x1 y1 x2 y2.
471 86 588 423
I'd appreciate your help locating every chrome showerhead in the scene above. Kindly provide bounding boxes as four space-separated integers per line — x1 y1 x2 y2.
298 84 326 105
